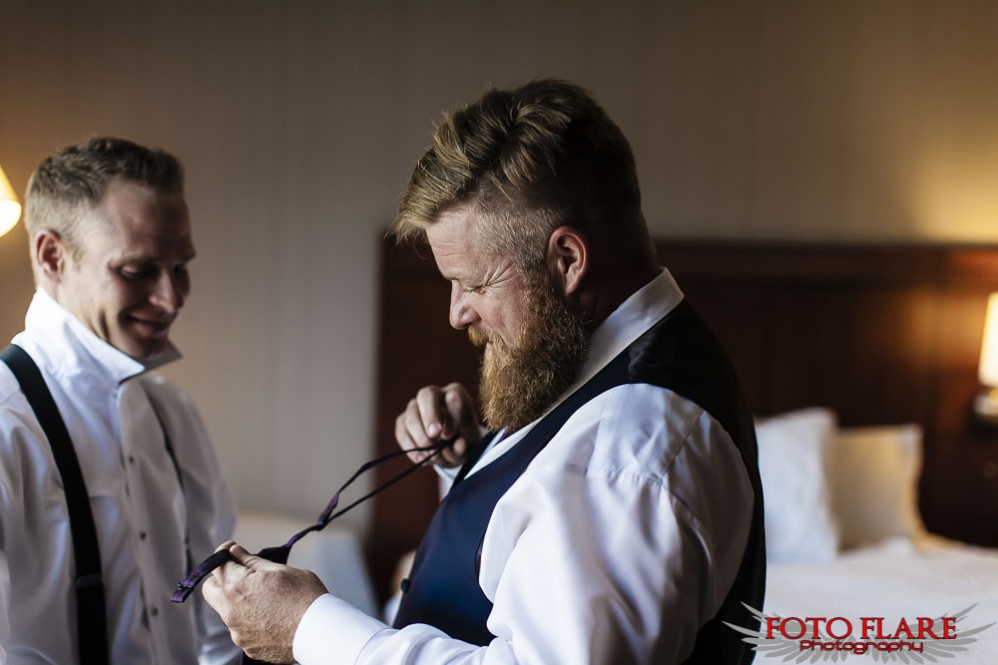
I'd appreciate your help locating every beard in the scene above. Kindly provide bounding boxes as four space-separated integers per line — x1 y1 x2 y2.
469 280 591 432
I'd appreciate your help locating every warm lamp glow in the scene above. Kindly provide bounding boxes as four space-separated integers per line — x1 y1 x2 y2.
0 163 22 239
980 293 998 387
975 292 998 422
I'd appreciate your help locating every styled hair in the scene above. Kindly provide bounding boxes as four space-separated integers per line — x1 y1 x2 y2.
396 79 648 273
25 136 184 258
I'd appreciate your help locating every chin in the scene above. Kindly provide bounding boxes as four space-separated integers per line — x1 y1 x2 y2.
119 337 169 362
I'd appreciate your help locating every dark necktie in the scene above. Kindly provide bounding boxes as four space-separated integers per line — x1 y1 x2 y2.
171 441 446 664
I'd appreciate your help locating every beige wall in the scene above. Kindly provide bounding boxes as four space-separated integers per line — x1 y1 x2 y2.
2 0 998 532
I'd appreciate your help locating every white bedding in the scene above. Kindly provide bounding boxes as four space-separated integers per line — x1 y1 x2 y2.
761 535 998 663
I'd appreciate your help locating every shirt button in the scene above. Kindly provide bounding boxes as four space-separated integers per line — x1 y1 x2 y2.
139 531 147 540
128 455 135 465
150 607 159 617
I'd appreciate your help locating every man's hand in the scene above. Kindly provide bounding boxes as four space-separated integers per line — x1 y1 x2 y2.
395 382 484 468
202 541 327 664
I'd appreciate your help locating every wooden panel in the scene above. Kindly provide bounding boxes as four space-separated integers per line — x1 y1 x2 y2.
659 242 998 548
767 287 937 425
675 286 771 414
367 243 483 601
369 239 998 600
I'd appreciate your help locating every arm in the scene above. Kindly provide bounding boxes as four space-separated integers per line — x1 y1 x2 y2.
206 385 755 665
150 380 241 665
1 399 17 663
0 508 10 665
190 475 240 665
476 408 747 662
350 386 754 664
182 403 241 665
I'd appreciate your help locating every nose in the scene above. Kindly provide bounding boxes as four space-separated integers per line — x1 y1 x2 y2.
449 282 479 330
150 269 188 314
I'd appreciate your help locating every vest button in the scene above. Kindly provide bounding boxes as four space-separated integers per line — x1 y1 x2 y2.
400 578 410 593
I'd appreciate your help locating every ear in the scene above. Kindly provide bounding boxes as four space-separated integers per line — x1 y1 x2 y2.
33 230 71 283
546 226 589 297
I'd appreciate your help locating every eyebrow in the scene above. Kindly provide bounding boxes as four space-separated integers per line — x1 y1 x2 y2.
441 270 470 283
113 249 197 265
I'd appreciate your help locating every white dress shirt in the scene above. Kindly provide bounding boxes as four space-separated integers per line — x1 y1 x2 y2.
0 290 239 664
293 269 755 665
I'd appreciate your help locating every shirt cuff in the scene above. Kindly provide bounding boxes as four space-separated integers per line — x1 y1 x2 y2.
292 593 389 665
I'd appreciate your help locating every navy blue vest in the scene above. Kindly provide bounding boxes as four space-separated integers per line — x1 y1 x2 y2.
393 301 766 663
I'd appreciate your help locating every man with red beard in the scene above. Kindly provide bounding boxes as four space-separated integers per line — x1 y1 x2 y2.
204 80 765 664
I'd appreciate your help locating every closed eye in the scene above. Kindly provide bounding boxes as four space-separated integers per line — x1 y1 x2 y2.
119 264 158 280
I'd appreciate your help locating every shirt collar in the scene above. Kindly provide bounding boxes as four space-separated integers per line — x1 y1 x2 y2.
21 289 181 389
581 267 684 384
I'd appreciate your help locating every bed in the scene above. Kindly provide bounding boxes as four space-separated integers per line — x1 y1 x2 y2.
762 537 998 662
754 409 998 662
369 238 998 661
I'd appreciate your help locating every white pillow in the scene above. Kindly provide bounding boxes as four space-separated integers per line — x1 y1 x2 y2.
755 408 840 563
829 424 926 548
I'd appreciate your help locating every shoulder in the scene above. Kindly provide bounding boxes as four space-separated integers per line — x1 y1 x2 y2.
0 367 52 498
518 382 754 534
0 361 19 406
0 362 43 440
539 383 721 484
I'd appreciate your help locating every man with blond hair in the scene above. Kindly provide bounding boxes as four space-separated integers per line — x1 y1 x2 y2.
205 80 765 664
0 137 238 663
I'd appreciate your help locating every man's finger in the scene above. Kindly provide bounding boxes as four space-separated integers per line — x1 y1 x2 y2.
227 543 272 570
415 385 448 438
215 540 236 553
223 543 291 576
442 383 481 441
403 404 433 448
447 437 467 461
209 541 250 586
201 576 227 622
402 405 436 463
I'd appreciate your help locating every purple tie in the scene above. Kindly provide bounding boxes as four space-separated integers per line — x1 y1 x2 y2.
172 441 446 603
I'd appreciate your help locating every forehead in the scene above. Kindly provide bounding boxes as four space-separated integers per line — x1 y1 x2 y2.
426 207 485 275
84 180 193 257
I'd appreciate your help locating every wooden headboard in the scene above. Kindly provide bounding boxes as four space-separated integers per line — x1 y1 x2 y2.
366 238 998 601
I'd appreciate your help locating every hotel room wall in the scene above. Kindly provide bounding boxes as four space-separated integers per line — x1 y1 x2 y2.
1 0 997 534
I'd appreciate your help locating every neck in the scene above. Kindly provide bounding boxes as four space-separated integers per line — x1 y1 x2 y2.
576 258 661 330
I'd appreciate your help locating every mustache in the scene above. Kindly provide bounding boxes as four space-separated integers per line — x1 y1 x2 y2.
467 328 516 361
468 326 502 350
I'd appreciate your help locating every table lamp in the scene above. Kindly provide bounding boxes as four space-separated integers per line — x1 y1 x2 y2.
0 162 21 238
975 292 998 422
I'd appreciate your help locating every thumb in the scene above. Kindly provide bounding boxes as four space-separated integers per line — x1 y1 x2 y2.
226 543 278 571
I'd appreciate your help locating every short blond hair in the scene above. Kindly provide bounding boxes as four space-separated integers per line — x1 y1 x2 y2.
396 79 648 273
26 136 184 259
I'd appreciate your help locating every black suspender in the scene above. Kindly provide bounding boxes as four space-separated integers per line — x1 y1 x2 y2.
1 343 109 665
147 397 193 576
